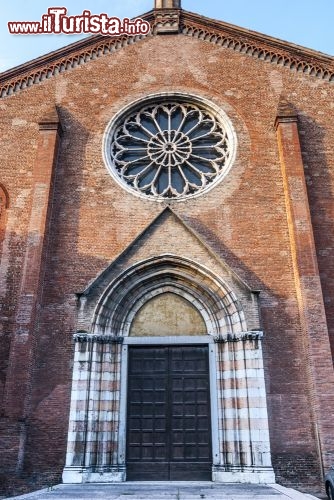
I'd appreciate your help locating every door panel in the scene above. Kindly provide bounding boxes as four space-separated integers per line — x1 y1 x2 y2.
126 346 212 481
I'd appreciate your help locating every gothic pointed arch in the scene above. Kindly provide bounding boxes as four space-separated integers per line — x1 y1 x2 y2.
74 207 260 336
63 207 273 484
91 254 248 337
63 251 273 484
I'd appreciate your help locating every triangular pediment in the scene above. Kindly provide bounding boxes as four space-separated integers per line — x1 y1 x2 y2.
75 206 262 334
1 8 334 98
80 206 254 299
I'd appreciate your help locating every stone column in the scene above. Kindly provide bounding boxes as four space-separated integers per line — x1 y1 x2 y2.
275 102 334 472
213 332 274 484
63 334 124 484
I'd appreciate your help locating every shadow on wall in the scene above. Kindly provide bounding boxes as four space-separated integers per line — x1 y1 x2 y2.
0 107 106 496
298 112 334 358
0 107 327 493
185 204 322 488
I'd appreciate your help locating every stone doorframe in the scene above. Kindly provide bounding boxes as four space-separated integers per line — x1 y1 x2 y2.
62 256 275 484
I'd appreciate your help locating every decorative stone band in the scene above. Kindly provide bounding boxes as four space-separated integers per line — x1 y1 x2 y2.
72 332 262 343
73 333 124 344
214 330 263 343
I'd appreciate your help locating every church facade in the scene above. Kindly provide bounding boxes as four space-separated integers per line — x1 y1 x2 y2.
1 0 334 494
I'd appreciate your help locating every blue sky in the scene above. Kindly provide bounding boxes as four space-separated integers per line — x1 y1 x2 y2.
1 1 333 72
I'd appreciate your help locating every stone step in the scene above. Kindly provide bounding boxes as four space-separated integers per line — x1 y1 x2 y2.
7 483 320 500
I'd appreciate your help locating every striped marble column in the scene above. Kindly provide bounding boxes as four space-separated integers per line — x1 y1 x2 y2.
213 331 275 483
63 334 124 484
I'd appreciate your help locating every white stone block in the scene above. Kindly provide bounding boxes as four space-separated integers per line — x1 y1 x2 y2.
213 469 275 484
62 467 84 484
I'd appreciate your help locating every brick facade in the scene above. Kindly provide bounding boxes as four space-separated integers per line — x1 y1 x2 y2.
1 3 334 495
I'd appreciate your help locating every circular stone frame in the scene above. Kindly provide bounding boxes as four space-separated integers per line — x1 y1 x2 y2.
103 93 237 202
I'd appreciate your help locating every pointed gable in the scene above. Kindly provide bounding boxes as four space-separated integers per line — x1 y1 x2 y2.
75 207 260 335
1 6 334 98
81 207 254 297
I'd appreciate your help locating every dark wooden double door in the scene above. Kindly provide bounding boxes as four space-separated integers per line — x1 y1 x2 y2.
126 345 212 481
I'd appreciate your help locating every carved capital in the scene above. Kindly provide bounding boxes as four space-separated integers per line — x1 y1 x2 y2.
73 333 124 344
214 330 263 343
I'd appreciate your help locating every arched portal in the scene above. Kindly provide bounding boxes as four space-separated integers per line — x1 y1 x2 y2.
63 256 274 484
91 255 247 337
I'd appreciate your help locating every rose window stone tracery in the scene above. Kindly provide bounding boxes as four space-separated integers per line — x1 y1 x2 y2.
104 97 236 200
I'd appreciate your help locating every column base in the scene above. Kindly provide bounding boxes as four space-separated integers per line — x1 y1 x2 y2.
212 465 275 484
63 465 274 485
62 466 126 483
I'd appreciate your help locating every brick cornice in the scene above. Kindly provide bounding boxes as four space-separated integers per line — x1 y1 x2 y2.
0 32 151 99
1 9 333 99
181 12 334 82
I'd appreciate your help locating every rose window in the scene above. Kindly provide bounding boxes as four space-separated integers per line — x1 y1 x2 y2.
104 97 235 200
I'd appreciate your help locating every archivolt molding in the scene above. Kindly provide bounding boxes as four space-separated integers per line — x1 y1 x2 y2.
1 10 334 99
91 255 249 337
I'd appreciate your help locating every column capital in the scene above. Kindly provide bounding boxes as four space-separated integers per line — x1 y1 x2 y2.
274 99 298 129
214 330 263 343
39 107 63 136
73 333 124 344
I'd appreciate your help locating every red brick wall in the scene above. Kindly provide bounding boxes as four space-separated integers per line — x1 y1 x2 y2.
1 32 334 493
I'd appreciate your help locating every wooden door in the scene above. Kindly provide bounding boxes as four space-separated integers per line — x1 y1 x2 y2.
126 345 212 480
